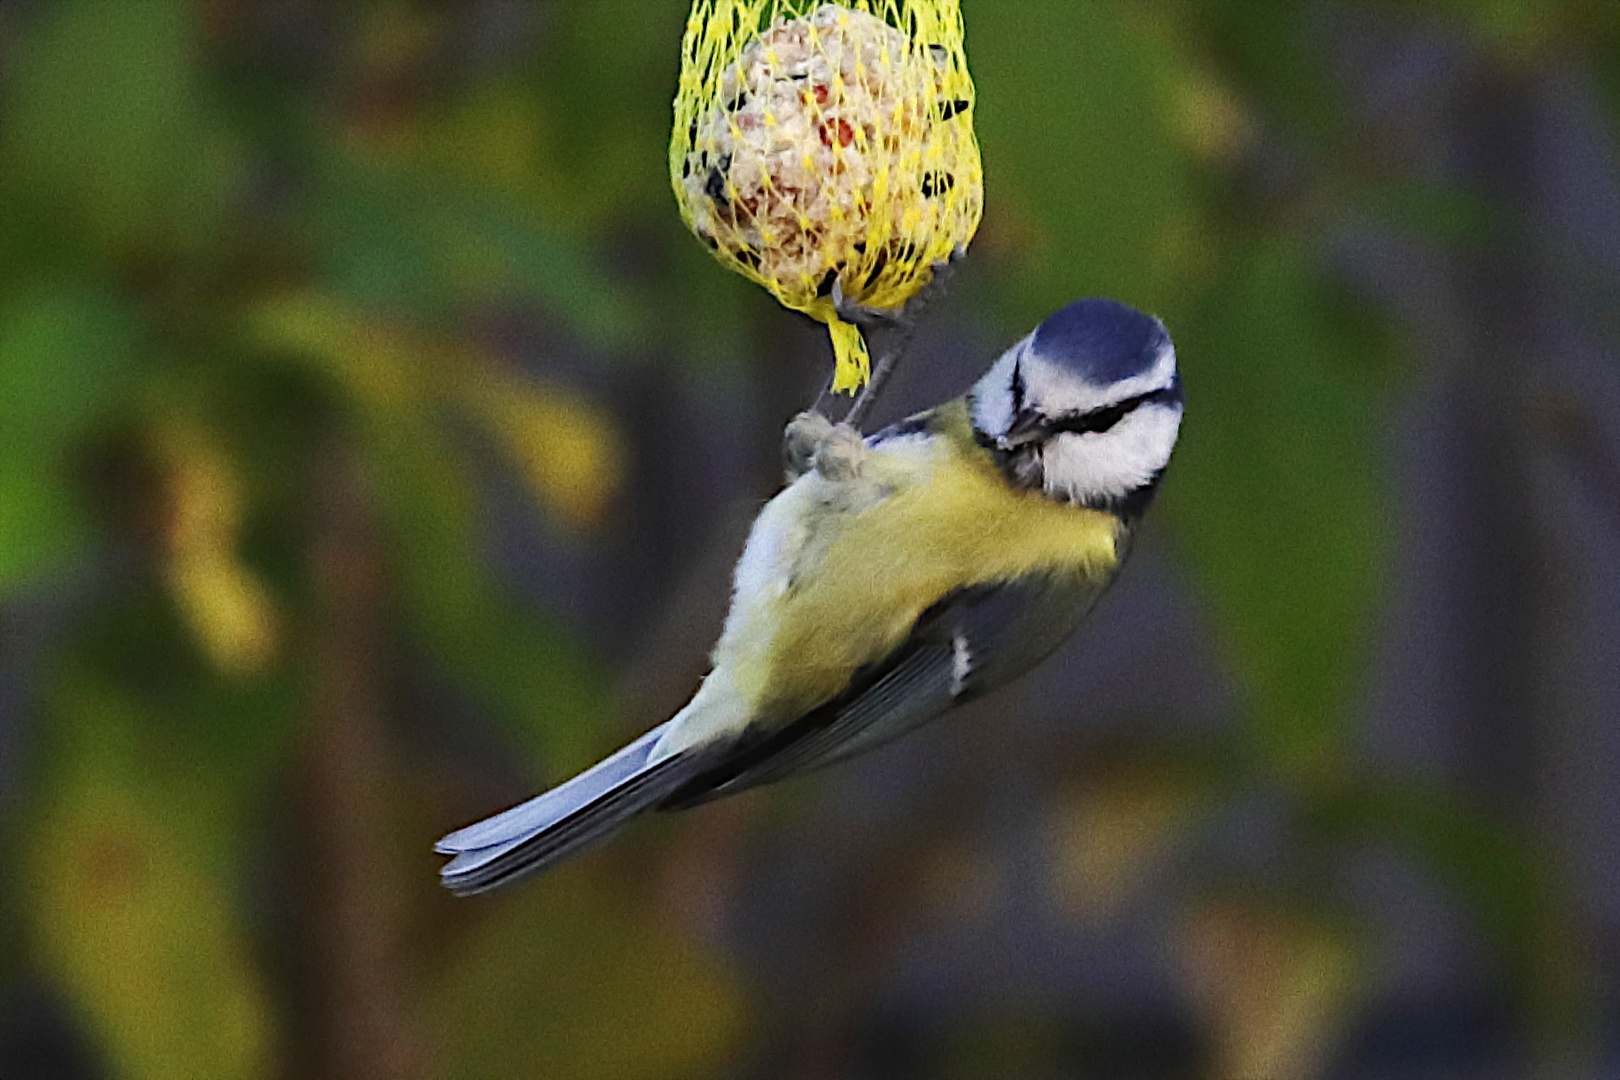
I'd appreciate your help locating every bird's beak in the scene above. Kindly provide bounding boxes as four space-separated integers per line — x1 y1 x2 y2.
999 409 1047 447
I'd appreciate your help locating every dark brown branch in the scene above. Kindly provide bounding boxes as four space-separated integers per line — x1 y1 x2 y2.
291 439 427 1080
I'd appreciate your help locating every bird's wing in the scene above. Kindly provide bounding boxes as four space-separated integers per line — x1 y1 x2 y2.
660 570 1109 809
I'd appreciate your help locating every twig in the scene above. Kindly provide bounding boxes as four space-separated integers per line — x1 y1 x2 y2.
839 321 916 430
808 370 840 420
818 252 964 432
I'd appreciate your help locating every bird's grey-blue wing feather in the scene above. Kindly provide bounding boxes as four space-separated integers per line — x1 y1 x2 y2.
435 722 716 895
661 571 1108 808
436 726 667 853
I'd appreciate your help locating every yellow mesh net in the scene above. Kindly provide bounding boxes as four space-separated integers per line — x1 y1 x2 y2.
671 0 982 392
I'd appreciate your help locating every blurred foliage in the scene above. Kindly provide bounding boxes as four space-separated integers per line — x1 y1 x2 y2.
965 0 1201 323
28 675 279 1080
1169 239 1389 770
0 0 1615 1077
1178 896 1362 1080
425 862 745 1080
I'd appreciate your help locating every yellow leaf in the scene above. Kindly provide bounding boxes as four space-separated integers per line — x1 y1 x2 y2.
1170 68 1255 166
252 293 622 525
458 368 624 526
1049 763 1199 926
1178 899 1361 1080
167 553 279 675
26 693 276 1080
249 293 427 413
152 416 279 675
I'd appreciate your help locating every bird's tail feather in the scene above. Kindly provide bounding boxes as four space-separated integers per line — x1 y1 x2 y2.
436 723 708 895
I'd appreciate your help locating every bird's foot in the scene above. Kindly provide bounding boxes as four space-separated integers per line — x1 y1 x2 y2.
784 411 833 479
783 411 865 481
813 423 866 481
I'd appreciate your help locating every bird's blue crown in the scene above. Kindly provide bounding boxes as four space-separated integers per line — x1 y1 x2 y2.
1032 298 1171 386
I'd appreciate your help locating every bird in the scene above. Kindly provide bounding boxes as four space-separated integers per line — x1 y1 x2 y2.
436 297 1183 894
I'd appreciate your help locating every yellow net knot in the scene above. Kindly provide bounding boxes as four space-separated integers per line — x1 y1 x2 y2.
671 0 982 392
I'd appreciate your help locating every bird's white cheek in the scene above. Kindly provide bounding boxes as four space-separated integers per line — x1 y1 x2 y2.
1042 404 1182 503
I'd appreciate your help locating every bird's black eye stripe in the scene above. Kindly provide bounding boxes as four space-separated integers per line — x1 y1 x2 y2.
1079 402 1128 434
1049 387 1176 437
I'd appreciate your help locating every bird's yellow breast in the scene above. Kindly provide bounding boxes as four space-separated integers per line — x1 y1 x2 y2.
715 404 1123 720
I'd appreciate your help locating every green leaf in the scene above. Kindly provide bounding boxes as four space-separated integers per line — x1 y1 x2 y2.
1415 0 1564 48
0 287 144 448
0 460 93 592
1163 238 1391 770
531 0 691 226
0 0 234 251
1308 778 1588 1034
0 285 144 591
308 160 644 349
1202 0 1344 144
1325 783 1541 947
69 582 302 831
1360 180 1505 251
645 217 758 374
1591 22 1620 141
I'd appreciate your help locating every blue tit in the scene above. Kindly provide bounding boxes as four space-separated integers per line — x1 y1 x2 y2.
437 297 1183 894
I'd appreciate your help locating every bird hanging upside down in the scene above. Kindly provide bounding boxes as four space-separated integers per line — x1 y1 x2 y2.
437 297 1184 894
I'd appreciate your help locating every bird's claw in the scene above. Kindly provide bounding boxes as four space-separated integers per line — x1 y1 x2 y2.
784 411 865 481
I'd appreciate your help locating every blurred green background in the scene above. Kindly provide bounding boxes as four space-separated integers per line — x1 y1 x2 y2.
2 1 1619 1077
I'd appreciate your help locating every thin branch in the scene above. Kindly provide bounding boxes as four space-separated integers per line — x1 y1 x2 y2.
839 321 916 430
808 370 840 420
815 252 964 432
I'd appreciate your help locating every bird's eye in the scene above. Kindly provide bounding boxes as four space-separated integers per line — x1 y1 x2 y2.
1048 395 1150 439
1083 404 1127 434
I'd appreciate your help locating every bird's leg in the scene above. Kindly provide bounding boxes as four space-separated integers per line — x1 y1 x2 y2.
840 321 913 431
830 253 964 432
